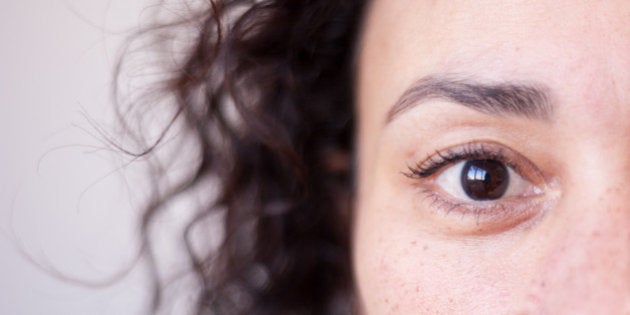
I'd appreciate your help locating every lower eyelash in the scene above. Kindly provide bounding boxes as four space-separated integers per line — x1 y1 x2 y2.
420 185 550 234
421 188 508 223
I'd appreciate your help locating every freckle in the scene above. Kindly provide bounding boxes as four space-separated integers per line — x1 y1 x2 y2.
422 245 428 251
540 281 546 288
411 240 417 246
606 186 620 194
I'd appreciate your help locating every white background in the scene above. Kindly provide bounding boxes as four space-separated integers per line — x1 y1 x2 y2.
0 0 157 313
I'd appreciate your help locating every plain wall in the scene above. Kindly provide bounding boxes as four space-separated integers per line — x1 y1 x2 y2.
0 0 154 313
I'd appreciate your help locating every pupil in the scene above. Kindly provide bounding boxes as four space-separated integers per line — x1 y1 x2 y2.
460 159 509 200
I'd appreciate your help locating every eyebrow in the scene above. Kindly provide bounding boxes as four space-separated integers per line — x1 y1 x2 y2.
386 75 553 123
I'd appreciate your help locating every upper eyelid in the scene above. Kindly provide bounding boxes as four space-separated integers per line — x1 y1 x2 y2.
403 141 550 192
404 142 518 179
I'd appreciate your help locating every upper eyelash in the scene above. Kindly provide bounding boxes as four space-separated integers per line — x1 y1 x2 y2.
404 143 517 178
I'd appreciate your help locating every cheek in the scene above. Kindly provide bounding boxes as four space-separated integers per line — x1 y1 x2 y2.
353 200 517 314
352 179 551 314
353 224 444 314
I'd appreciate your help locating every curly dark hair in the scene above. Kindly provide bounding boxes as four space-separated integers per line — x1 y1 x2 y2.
117 0 369 314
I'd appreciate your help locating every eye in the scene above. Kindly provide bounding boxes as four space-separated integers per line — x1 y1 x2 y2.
403 142 553 234
435 159 534 202
404 141 548 209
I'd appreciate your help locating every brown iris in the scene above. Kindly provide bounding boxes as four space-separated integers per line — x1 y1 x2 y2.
460 159 509 200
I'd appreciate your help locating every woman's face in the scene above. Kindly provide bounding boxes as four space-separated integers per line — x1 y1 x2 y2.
354 0 630 313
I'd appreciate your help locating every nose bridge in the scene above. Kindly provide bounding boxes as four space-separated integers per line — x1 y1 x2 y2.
538 141 630 311
563 122 630 237
578 140 630 233
573 141 630 274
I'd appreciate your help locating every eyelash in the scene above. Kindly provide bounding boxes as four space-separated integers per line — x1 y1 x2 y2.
404 143 518 179
402 142 544 225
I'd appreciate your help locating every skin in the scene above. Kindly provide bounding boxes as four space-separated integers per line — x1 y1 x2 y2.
353 1 630 314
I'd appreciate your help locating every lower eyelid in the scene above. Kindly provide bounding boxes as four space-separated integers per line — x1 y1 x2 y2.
420 188 548 235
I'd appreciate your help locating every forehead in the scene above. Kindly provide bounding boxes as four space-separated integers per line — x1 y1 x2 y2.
357 0 630 131
359 1 630 69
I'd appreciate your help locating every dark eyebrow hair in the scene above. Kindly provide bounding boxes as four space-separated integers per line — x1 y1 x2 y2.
386 75 553 123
